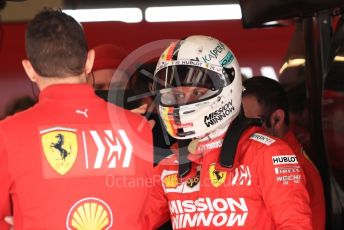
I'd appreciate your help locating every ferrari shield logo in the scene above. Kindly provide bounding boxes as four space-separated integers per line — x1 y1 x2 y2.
41 128 78 175
209 163 227 187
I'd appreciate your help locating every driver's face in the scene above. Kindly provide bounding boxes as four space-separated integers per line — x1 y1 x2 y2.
161 86 209 105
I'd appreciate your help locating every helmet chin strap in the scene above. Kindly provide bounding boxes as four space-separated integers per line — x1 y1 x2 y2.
178 139 192 178
219 108 262 168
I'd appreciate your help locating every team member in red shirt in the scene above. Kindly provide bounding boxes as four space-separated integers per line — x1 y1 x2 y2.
242 76 326 230
143 35 312 229
0 9 153 229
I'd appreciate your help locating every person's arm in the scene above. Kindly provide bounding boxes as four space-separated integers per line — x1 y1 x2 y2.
257 142 312 229
0 134 12 229
141 164 170 230
130 104 155 128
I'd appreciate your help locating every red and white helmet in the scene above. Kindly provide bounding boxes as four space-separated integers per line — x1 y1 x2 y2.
153 35 242 139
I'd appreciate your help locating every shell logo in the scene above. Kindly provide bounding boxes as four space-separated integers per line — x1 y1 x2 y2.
163 173 179 189
66 197 113 230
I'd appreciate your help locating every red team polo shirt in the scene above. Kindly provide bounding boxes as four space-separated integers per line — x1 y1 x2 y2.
283 130 326 230
144 126 312 229
0 84 153 229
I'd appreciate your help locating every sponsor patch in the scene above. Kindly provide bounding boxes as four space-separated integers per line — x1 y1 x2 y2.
274 166 301 175
66 197 113 230
273 164 302 185
189 137 224 154
272 155 298 165
163 173 180 189
186 171 200 188
169 197 248 228
249 133 275 145
276 174 302 185
209 164 227 187
231 165 251 186
161 170 200 194
197 139 223 152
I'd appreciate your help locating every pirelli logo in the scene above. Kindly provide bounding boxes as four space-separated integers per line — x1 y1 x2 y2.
274 166 301 175
272 155 298 165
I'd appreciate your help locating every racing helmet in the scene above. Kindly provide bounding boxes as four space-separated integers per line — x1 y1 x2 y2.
153 35 242 139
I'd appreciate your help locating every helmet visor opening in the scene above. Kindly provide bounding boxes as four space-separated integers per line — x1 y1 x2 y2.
154 65 227 91
159 86 219 106
154 65 227 106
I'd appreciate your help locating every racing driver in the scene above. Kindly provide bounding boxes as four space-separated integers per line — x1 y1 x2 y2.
143 35 312 229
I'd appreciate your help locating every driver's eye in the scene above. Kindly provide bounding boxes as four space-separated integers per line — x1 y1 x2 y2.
175 92 185 98
194 90 203 96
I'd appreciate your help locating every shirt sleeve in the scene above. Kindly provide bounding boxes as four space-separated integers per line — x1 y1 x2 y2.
141 164 170 230
0 134 12 229
256 141 312 230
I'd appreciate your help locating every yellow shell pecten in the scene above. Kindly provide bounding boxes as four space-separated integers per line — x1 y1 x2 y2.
71 201 110 230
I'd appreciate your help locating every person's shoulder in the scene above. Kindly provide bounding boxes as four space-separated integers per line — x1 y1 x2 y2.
247 132 279 146
243 132 302 171
245 131 292 153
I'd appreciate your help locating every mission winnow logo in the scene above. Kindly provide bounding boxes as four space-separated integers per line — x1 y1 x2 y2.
204 101 235 127
169 197 248 229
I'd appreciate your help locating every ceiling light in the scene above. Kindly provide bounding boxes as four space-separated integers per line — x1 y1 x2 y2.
63 8 142 23
263 21 280 26
279 58 305 74
240 67 253 78
145 4 241 22
334 55 344 62
260 66 278 81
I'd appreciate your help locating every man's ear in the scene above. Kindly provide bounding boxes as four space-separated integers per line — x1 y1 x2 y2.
270 109 285 129
22 59 38 82
85 49 95 75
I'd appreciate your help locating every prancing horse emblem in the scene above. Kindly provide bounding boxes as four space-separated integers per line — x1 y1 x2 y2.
41 129 78 175
50 134 70 160
209 163 227 187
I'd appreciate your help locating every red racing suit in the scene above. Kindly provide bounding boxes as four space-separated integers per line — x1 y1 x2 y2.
0 84 153 229
144 126 312 229
283 130 325 230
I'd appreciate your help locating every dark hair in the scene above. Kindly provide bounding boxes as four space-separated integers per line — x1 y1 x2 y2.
242 76 289 127
25 8 88 77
